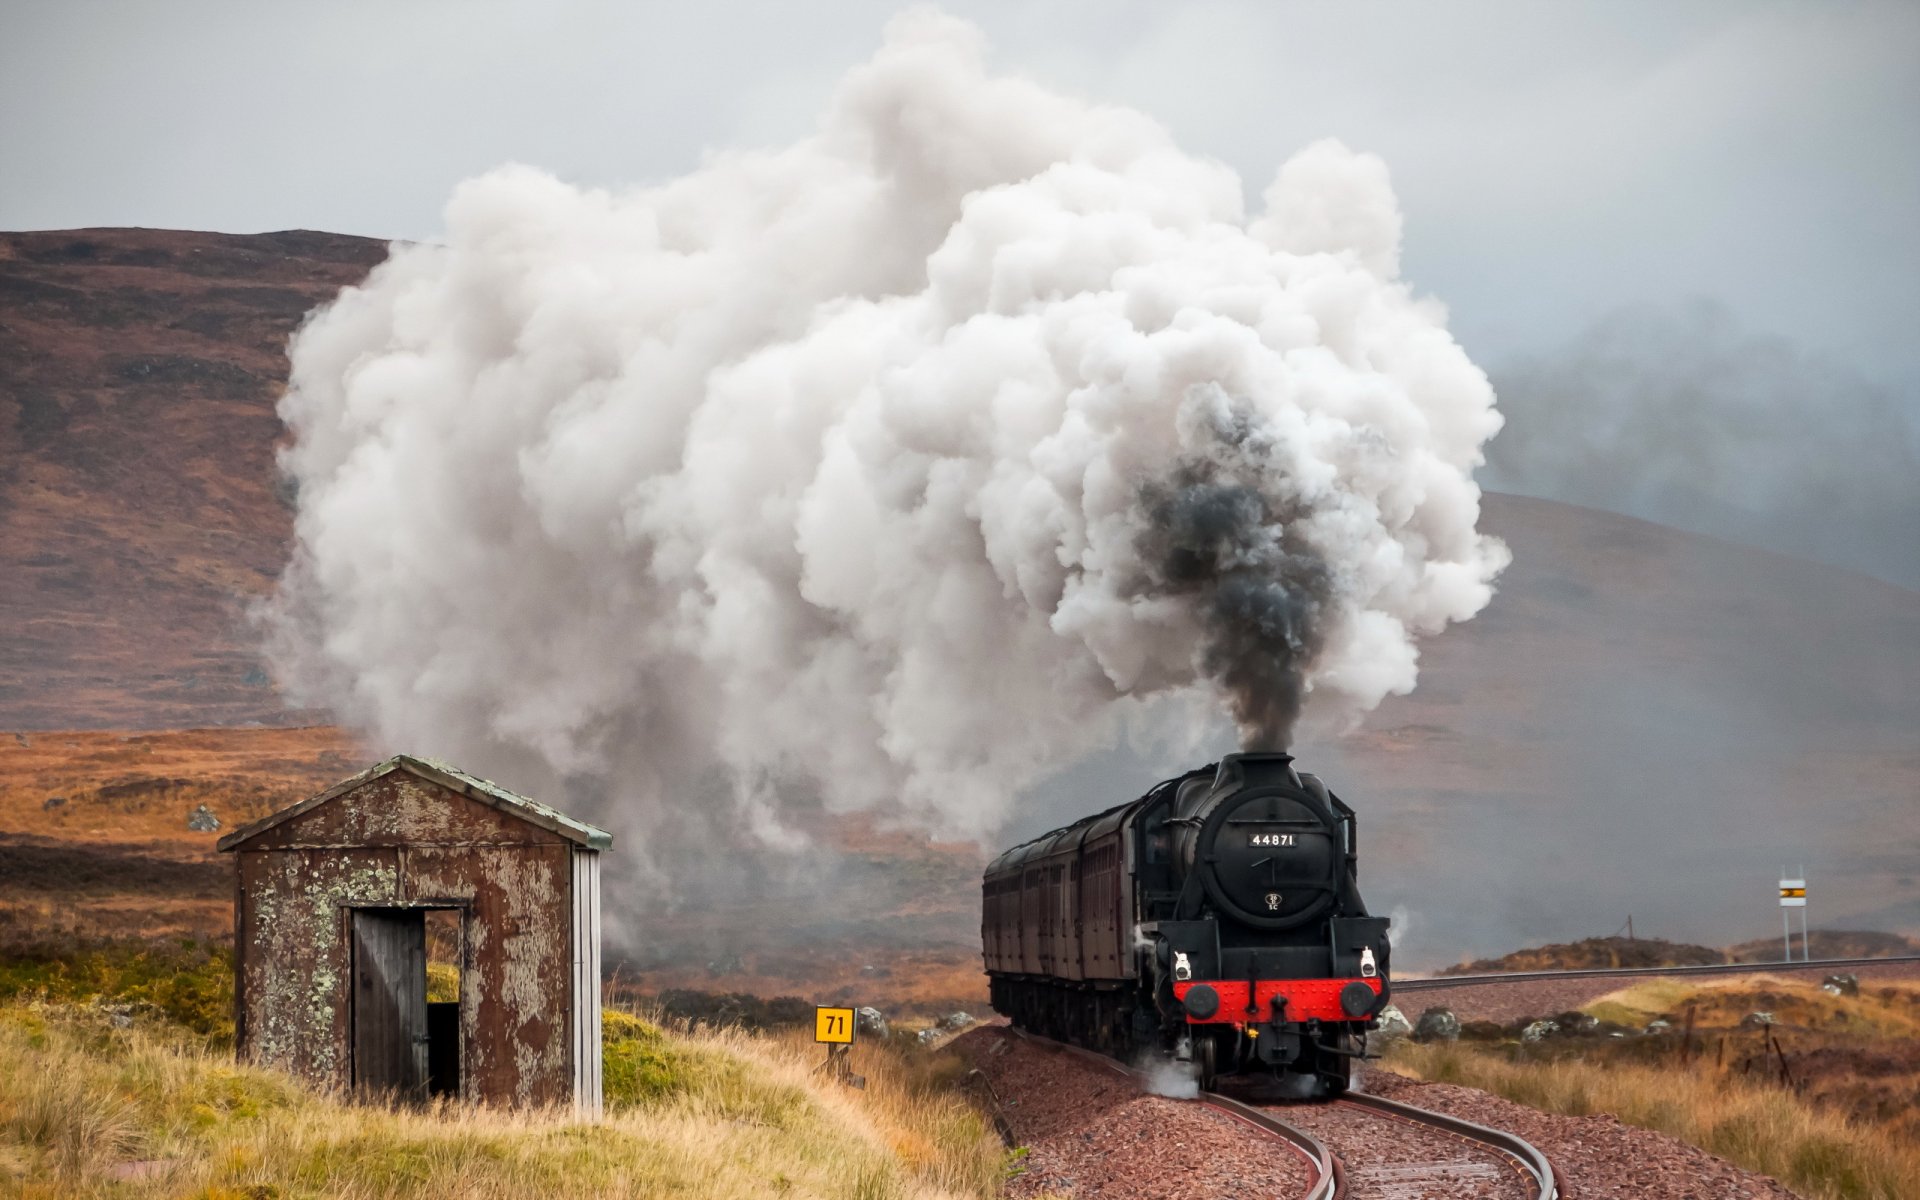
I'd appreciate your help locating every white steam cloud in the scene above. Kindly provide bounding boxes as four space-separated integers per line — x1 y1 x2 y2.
264 12 1507 874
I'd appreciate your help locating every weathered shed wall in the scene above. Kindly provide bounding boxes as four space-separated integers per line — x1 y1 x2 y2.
234 771 578 1106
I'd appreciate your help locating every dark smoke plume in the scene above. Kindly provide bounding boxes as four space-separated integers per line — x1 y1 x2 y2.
1133 413 1333 748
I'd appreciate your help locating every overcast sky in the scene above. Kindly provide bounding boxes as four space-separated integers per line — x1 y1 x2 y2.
4 1 1914 381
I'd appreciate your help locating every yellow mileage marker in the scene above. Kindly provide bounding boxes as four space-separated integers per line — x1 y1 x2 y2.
815 1005 856 1044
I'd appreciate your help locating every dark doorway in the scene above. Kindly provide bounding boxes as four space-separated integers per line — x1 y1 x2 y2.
351 906 464 1102
424 907 462 1099
351 908 427 1098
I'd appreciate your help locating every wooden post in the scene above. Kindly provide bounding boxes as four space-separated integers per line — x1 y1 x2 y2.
1679 1003 1696 1065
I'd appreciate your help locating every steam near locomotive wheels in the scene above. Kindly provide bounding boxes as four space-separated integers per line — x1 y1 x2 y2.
982 752 1391 1094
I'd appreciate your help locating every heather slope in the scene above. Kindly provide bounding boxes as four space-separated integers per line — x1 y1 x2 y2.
0 228 387 729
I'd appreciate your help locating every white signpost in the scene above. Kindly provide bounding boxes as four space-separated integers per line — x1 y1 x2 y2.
1779 873 1807 962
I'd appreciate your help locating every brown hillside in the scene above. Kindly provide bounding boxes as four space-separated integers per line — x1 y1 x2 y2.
1310 494 1920 958
0 228 388 729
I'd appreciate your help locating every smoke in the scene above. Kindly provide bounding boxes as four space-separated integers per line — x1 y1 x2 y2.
262 11 1506 905
1135 1052 1200 1100
1385 903 1418 958
1485 299 1920 587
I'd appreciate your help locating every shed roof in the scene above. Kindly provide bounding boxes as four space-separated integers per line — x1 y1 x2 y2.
216 754 613 852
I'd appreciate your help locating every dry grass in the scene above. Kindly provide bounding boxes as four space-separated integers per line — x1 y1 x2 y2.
1387 1040 1920 1200
1584 975 1920 1039
0 1001 1007 1199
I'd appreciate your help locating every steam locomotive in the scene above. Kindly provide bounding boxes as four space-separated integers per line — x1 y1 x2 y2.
981 752 1391 1093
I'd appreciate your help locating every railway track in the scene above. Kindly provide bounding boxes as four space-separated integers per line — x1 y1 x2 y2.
1009 1027 1558 1199
1249 1087 1561 1200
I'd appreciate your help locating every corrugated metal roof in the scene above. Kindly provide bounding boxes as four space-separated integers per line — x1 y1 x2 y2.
217 753 613 851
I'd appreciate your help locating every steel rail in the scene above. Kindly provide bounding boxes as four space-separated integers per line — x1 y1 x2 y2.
1394 953 1920 992
1336 1089 1560 1200
1008 1027 1337 1200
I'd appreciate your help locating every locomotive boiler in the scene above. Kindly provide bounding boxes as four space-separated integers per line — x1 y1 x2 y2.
981 752 1391 1092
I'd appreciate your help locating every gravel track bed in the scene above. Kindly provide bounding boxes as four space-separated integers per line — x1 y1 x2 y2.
948 1026 1312 1199
1358 1067 1807 1199
1399 960 1920 1025
1259 1098 1532 1200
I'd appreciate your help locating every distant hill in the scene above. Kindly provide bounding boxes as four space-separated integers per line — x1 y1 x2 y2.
1440 936 1726 975
1728 930 1920 964
0 228 387 728
1439 930 1920 976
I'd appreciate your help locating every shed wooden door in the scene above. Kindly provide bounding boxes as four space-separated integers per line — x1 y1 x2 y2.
351 908 427 1098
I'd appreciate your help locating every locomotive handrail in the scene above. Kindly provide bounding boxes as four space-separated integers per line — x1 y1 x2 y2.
1394 953 1920 991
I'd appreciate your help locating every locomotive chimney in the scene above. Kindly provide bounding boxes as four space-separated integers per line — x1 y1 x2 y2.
1214 752 1301 790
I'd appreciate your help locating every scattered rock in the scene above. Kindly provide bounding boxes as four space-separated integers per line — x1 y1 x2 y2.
1413 1006 1460 1043
1645 1018 1672 1035
1821 973 1859 996
13 733 28 748
1521 1019 1560 1043
1373 1004 1413 1038
1740 1011 1776 1030
185 804 220 832
1553 1010 1600 1034
856 1006 889 1039
939 1010 974 1030
42 795 67 811
917 1028 941 1046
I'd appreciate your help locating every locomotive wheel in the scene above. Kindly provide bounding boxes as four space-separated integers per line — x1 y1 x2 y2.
1195 1034 1218 1092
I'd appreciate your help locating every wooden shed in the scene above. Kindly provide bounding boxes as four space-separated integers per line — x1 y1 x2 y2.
218 755 611 1111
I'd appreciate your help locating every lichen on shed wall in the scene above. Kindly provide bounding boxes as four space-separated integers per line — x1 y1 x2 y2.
239 847 400 1086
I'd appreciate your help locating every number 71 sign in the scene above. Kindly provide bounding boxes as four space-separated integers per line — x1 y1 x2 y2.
815 1006 856 1044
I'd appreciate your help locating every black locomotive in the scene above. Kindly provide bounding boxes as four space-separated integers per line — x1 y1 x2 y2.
982 752 1391 1092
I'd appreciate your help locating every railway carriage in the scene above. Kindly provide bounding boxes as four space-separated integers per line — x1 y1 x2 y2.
982 752 1391 1092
